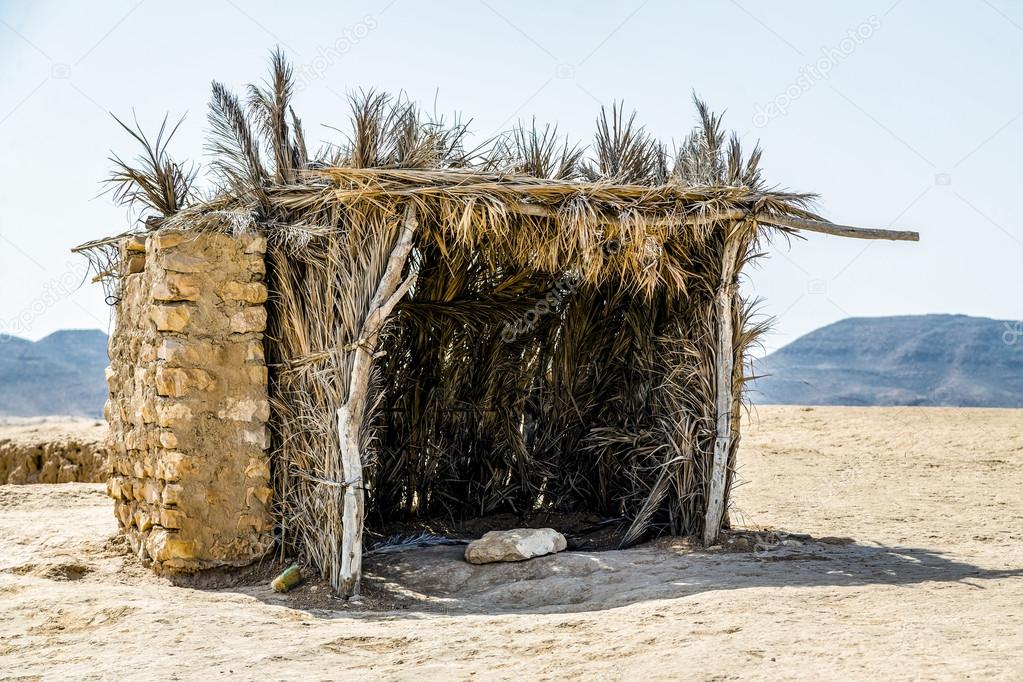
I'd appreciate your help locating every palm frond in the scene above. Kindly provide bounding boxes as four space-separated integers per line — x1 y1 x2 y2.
206 80 267 202
495 119 583 180
104 112 197 218
289 107 309 169
585 102 664 184
247 47 300 183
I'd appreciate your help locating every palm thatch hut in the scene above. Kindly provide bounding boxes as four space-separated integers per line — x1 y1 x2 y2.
78 51 917 597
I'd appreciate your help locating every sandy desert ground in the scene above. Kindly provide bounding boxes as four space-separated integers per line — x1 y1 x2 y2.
0 416 106 439
1 405 1021 680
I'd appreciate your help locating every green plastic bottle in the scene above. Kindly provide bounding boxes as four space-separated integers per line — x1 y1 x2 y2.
271 564 303 593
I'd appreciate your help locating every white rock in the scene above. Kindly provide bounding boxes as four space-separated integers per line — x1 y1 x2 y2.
464 528 567 564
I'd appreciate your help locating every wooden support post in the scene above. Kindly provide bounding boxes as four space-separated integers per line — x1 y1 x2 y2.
337 404 363 596
703 236 741 546
337 205 419 597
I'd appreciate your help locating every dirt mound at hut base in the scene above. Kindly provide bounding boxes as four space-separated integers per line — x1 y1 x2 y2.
361 531 846 612
0 418 108 484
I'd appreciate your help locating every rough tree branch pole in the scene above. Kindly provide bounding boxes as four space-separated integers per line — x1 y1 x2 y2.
702 233 742 546
337 205 419 597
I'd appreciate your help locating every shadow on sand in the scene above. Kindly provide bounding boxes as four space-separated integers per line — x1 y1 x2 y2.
188 532 1023 619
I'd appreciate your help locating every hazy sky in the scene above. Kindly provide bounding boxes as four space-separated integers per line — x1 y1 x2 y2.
1 0 1021 351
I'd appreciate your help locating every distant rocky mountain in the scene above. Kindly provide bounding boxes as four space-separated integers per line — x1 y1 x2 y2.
752 315 1023 407
4 317 1021 416
0 330 109 418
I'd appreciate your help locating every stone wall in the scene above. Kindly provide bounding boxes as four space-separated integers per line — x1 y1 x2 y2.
105 229 273 572
0 419 108 484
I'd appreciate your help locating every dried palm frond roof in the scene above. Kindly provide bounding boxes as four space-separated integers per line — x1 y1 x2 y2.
76 48 917 289
265 167 819 293
139 169 808 294
146 165 911 297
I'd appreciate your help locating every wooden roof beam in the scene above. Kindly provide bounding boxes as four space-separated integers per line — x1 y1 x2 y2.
510 202 919 242
760 214 919 242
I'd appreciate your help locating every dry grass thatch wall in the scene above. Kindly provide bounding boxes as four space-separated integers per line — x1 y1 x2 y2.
253 174 778 593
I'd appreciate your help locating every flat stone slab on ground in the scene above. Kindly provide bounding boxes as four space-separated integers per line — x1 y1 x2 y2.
464 528 567 564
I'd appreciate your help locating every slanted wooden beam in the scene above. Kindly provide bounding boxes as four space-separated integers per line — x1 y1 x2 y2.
509 202 919 242
761 214 919 242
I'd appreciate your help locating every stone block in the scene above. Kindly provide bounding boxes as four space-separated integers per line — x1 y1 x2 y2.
247 258 266 280
244 457 270 481
137 399 156 424
134 509 153 532
124 234 147 253
124 428 141 451
246 485 272 506
158 430 178 450
133 367 149 392
157 339 218 366
217 398 270 422
245 366 269 386
152 273 202 302
162 483 184 506
124 253 146 274
142 479 161 504
155 451 191 481
155 367 215 397
146 529 195 562
244 340 264 363
230 308 267 334
242 426 271 449
242 233 267 254
161 252 206 273
116 502 134 528
114 457 131 477
158 508 186 530
155 401 194 427
219 281 268 305
150 230 187 250
150 305 191 332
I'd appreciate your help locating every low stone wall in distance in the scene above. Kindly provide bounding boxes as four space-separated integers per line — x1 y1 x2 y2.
105 229 274 572
0 418 108 484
